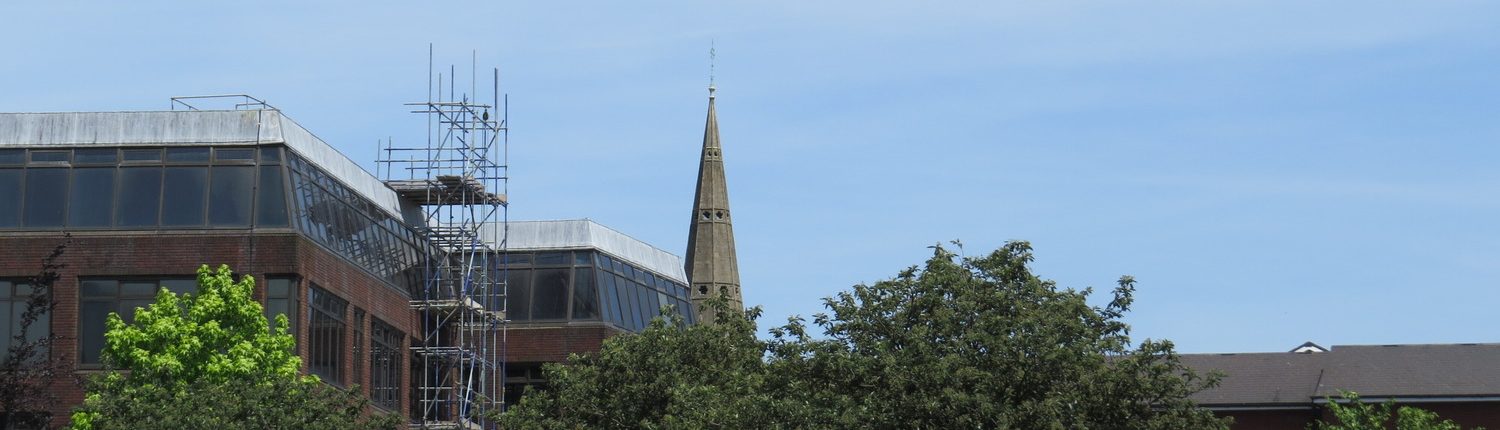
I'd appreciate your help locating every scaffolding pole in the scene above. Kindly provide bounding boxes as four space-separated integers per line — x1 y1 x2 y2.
378 49 509 429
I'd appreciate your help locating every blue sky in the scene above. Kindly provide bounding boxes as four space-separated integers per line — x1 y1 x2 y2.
3 1 1498 353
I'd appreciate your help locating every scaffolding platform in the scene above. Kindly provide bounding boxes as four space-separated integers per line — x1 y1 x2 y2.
388 175 508 206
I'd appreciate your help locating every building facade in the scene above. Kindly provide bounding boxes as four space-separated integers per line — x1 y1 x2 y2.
489 219 694 404
0 110 429 426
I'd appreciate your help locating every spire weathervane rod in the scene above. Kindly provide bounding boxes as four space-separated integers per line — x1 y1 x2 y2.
709 40 717 98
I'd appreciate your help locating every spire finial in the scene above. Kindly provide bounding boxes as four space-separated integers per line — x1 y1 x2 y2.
708 40 717 98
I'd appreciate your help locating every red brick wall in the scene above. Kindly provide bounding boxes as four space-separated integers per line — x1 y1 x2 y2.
502 324 623 363
0 230 418 426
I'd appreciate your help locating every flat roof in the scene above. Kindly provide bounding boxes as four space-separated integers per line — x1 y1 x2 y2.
481 219 687 284
0 110 401 218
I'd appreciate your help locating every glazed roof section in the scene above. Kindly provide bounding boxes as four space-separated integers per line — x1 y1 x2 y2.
0 110 401 218
1182 343 1500 408
482 219 688 284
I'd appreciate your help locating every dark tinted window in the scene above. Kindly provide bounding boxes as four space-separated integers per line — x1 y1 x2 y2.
122 149 162 162
571 268 599 320
0 150 22 166
257 166 289 227
68 168 116 227
597 269 617 325
531 269 569 320
0 170 19 227
161 167 207 226
22 169 67 227
208 166 253 226
116 167 162 226
29 151 68 163
307 286 348 384
165 147 210 163
617 275 640 330
506 270 531 321
535 252 567 266
214 148 255 161
259 147 281 163
74 149 117 164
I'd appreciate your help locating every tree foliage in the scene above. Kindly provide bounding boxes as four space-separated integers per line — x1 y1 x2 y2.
0 237 71 429
502 241 1228 429
1311 391 1479 430
70 265 398 430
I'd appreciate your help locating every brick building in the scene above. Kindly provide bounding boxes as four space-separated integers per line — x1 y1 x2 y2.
0 106 700 427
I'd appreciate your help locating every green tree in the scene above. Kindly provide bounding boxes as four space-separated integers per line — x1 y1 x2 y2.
502 241 1228 429
1312 391 1479 430
70 265 398 430
498 302 815 429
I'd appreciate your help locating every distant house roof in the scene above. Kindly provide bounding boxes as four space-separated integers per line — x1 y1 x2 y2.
0 109 401 218
1183 343 1500 408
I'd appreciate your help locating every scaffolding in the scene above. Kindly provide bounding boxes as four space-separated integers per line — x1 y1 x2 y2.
378 53 509 429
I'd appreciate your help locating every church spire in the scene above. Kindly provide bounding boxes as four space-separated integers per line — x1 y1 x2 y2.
685 78 742 322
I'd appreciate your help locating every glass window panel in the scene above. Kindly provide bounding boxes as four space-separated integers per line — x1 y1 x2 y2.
256 166 289 227
571 268 599 321
22 300 47 347
208 166 253 226
636 282 655 327
116 167 162 227
0 301 11 354
503 253 532 266
160 279 197 296
0 281 9 298
531 269 569 320
259 147 281 163
647 289 663 322
535 252 566 266
121 299 154 323
22 169 68 228
573 251 592 266
214 148 254 161
68 168 116 227
74 149 118 164
165 147 210 163
267 278 292 297
121 282 157 296
29 151 69 163
80 280 116 297
161 167 207 226
0 169 20 227
616 275 640 331
80 301 112 364
0 149 22 165
123 149 162 162
596 269 617 326
506 270 531 321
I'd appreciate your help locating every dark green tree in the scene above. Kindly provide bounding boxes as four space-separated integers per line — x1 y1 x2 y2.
1311 391 1479 430
70 265 398 430
503 241 1228 429
498 302 814 429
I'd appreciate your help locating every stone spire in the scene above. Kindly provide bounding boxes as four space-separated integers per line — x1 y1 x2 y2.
686 84 742 321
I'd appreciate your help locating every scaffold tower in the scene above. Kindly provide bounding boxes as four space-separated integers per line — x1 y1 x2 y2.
378 54 509 429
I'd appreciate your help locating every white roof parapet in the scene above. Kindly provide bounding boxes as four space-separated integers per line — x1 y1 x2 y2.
0 110 402 218
481 219 688 284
